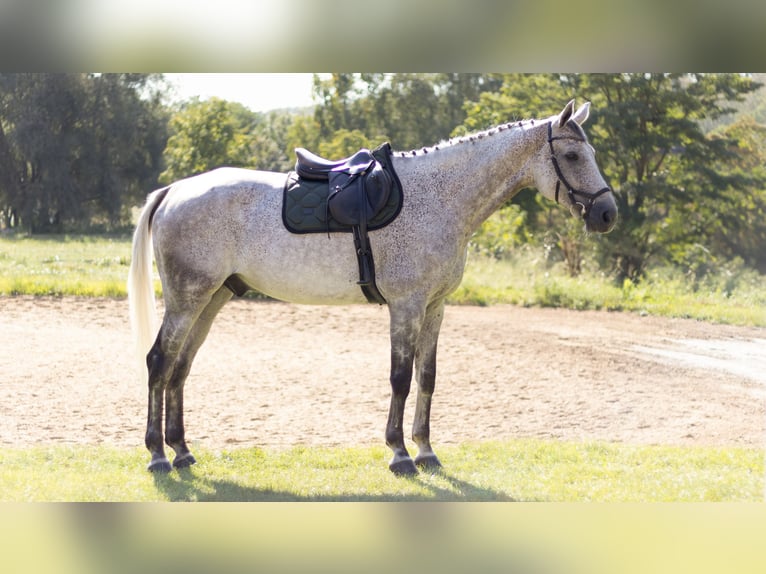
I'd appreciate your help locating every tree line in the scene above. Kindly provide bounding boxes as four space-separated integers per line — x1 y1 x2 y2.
0 74 168 233
1 73 765 283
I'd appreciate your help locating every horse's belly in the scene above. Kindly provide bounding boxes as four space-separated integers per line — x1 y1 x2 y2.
237 233 370 305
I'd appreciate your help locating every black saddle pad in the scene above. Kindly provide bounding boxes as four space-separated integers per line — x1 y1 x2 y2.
282 143 403 234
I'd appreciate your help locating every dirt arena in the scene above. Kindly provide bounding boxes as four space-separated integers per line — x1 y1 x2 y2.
1 296 764 451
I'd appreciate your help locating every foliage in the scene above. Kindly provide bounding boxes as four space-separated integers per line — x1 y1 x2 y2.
0 73 168 232
575 73 763 282
160 97 257 183
0 440 760 501
467 204 529 259
694 115 766 274
451 251 766 326
312 73 502 151
161 98 311 183
456 73 766 285
3 72 766 296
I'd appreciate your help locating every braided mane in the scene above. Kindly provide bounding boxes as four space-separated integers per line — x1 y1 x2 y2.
394 119 540 158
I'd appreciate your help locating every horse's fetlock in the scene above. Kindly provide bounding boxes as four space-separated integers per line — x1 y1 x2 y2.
165 426 184 448
385 428 405 449
145 429 163 450
412 428 430 445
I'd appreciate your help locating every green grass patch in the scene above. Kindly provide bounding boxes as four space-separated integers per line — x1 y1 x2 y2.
2 233 765 326
0 233 139 297
0 440 761 502
452 253 766 326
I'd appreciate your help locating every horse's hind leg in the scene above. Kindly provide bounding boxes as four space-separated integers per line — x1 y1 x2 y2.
145 313 193 473
412 300 444 471
144 286 230 472
164 286 233 469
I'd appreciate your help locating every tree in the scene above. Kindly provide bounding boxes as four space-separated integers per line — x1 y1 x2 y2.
78 73 169 227
0 89 22 229
283 114 321 162
457 73 763 282
160 97 254 184
249 110 300 173
575 73 761 281
311 73 502 152
0 73 168 232
668 115 766 276
161 98 311 181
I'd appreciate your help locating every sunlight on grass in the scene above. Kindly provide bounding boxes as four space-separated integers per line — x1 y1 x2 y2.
452 252 766 326
2 234 765 326
0 234 158 297
0 441 761 502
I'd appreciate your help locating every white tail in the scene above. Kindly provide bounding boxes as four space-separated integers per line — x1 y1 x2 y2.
127 187 169 379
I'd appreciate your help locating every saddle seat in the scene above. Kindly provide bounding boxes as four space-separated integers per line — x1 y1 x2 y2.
295 148 376 180
293 147 393 226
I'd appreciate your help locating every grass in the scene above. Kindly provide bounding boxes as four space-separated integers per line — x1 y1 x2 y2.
0 233 136 297
0 440 761 502
451 251 766 327
2 233 765 327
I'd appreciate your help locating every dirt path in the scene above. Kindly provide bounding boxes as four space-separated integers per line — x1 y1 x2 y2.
1 297 764 451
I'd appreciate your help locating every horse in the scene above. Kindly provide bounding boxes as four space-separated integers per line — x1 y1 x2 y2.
128 99 617 475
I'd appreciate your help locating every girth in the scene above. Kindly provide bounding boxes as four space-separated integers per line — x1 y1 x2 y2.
282 142 403 305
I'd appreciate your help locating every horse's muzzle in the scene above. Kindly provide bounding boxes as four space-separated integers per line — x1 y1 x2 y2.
584 196 618 233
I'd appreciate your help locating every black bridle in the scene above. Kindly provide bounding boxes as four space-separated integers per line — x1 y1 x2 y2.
547 121 611 219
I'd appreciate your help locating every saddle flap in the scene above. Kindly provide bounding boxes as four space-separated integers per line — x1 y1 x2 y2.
328 162 392 226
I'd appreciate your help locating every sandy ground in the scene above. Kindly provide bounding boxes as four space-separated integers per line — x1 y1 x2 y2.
1 297 764 452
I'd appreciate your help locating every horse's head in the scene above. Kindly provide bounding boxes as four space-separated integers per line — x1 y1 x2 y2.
533 100 617 233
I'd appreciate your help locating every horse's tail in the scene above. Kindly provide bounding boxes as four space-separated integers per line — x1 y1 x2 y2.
128 185 170 377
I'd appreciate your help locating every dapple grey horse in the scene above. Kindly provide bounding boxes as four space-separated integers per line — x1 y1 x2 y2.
128 100 617 475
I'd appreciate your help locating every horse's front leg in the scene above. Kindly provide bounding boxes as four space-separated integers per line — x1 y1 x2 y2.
385 303 424 475
412 300 445 471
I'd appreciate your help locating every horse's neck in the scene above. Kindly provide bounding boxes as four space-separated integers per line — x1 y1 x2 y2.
393 120 546 239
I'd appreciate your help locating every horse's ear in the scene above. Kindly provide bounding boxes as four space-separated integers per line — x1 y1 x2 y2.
558 99 576 127
571 101 591 125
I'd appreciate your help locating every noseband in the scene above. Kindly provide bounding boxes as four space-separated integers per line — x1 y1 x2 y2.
547 122 611 219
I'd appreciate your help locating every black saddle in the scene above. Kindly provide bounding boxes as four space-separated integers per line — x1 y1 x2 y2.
295 148 376 179
286 143 401 305
294 147 392 226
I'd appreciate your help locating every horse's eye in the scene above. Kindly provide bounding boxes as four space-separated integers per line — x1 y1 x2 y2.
564 151 579 161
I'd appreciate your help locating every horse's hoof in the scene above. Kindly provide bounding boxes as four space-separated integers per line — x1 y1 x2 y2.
415 454 442 472
147 458 172 473
389 458 418 476
173 453 197 469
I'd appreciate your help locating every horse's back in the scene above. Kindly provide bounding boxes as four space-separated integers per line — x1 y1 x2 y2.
151 167 368 305
157 167 282 211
